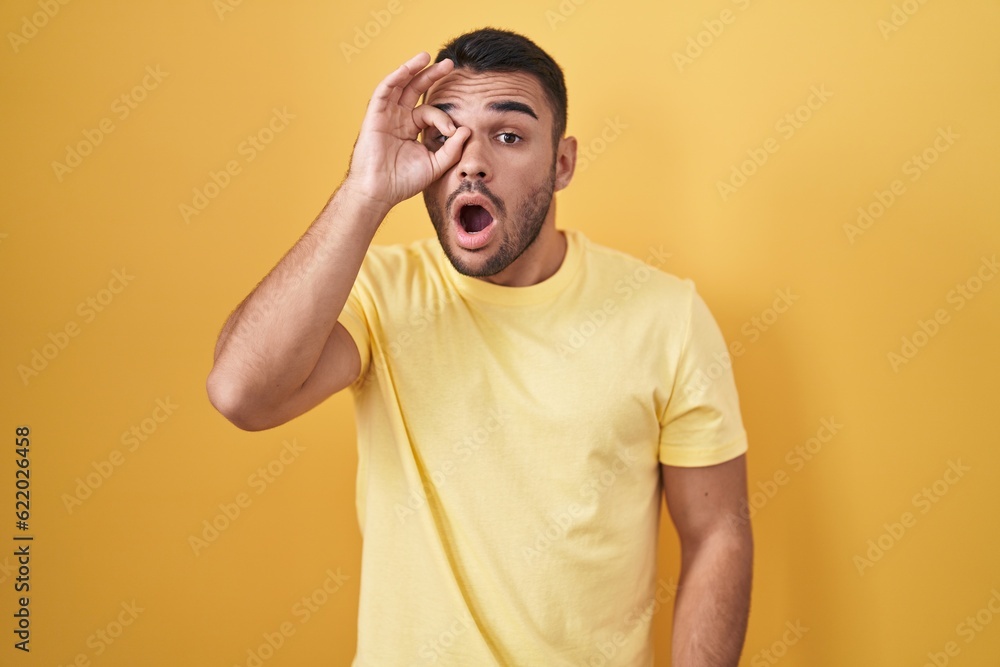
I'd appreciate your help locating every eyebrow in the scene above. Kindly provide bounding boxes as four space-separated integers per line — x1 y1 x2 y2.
432 100 539 121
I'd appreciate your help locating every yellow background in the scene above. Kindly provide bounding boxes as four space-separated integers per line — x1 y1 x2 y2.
2 0 998 664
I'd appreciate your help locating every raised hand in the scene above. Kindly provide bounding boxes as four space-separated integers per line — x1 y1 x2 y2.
344 52 469 214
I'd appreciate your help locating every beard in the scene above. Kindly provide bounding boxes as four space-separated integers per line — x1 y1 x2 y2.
423 164 556 278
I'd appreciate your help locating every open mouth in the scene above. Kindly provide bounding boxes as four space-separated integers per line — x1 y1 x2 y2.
459 205 494 233
453 201 497 250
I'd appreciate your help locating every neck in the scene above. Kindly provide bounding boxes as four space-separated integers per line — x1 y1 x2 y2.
482 224 567 287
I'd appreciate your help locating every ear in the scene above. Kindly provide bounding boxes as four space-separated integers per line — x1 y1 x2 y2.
554 135 577 192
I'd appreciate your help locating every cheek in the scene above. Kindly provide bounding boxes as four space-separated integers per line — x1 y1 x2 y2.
424 178 446 202
421 187 442 217
511 166 549 199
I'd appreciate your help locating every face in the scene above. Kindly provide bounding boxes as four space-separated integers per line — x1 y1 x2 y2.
421 68 573 281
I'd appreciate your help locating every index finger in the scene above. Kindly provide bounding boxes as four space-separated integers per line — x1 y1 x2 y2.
398 57 455 109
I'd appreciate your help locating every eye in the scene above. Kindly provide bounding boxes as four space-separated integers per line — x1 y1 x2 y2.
497 132 521 145
424 133 447 150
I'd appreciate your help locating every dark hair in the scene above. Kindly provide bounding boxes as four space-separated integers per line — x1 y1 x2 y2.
432 27 568 148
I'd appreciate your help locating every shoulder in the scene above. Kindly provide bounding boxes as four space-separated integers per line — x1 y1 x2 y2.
356 236 441 282
571 230 695 306
352 237 452 311
361 236 439 266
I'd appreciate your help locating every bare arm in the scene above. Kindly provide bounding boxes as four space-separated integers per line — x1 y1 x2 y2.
662 454 753 666
207 52 471 431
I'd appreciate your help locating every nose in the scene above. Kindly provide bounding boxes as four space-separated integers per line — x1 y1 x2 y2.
456 133 490 182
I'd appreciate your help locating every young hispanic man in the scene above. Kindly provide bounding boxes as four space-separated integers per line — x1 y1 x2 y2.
207 27 753 667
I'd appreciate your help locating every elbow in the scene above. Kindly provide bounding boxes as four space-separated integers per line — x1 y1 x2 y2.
206 368 276 432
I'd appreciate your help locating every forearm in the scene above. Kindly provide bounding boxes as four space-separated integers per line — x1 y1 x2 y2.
208 183 386 414
671 527 753 666
209 52 465 428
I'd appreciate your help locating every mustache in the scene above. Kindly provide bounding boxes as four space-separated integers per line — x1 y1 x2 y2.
444 180 506 218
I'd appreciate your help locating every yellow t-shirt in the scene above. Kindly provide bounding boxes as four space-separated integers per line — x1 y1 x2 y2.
337 228 747 666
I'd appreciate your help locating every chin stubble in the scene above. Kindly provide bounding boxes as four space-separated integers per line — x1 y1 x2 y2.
424 167 556 278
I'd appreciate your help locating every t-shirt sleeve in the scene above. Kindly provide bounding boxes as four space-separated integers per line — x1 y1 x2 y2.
336 277 372 389
658 281 748 467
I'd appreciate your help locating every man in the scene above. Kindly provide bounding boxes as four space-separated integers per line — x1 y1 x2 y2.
208 28 752 666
